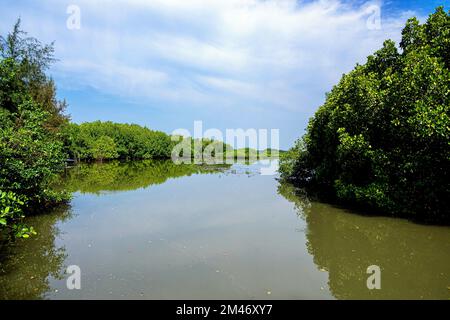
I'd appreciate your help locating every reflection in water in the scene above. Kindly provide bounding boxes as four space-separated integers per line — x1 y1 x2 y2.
0 160 228 299
56 160 230 194
1 161 449 299
278 183 450 299
0 206 72 299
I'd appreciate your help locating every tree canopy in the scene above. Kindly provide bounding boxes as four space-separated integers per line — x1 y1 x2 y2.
62 121 174 161
0 20 69 239
279 7 450 224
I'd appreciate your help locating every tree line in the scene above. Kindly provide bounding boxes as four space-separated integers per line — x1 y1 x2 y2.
61 122 280 163
280 7 449 224
62 121 174 162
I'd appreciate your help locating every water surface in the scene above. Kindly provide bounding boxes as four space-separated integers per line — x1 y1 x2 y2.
1 160 449 299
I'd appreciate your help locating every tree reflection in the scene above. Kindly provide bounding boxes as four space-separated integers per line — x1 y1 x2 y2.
278 183 450 299
0 205 72 299
56 160 230 194
1 160 229 299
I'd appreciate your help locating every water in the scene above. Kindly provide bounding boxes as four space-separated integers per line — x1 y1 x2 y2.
0 160 449 299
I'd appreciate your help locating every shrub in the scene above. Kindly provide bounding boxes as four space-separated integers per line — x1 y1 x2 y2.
0 190 36 239
279 7 450 223
0 20 69 239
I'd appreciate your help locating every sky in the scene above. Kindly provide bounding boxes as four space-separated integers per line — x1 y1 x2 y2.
0 0 446 149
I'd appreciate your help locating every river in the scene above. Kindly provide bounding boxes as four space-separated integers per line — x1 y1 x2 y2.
0 160 449 299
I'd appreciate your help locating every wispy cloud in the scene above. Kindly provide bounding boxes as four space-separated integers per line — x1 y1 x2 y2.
0 0 428 146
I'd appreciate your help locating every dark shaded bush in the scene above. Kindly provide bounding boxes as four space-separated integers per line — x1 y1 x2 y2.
0 20 69 238
280 7 450 224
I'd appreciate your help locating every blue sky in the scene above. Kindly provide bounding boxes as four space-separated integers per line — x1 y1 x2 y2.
0 0 446 148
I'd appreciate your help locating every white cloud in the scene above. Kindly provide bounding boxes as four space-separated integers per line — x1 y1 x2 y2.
56 59 168 95
0 0 423 114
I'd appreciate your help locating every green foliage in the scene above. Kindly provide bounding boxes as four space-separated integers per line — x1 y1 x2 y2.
0 20 69 239
0 190 37 239
279 138 310 182
0 19 68 129
90 135 118 161
222 147 281 161
62 122 283 163
259 148 281 158
280 7 450 223
62 121 174 161
0 100 67 201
